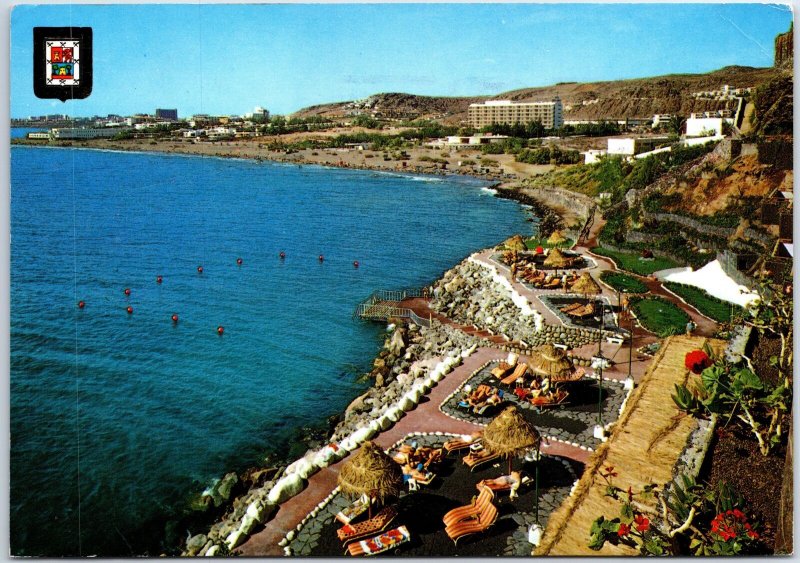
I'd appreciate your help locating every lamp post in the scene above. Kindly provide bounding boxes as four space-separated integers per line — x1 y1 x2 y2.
526 448 543 546
593 301 607 438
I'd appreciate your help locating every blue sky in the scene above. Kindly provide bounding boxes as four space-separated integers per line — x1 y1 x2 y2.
10 3 793 118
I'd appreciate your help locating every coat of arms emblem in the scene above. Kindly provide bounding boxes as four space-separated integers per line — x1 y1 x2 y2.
33 27 93 101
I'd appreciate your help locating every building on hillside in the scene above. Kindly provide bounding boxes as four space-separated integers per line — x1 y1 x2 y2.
685 115 732 137
651 114 676 128
155 108 178 120
50 127 128 139
606 136 671 157
468 98 563 129
244 106 270 121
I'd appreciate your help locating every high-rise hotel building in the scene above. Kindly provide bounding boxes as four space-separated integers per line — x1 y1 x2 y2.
468 98 564 129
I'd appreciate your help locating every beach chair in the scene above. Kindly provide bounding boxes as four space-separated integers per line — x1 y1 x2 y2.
337 505 399 546
444 501 499 545
476 474 532 497
490 361 514 379
443 435 482 455
346 525 411 556
500 363 528 386
422 448 444 470
462 449 501 471
442 487 495 528
529 388 570 408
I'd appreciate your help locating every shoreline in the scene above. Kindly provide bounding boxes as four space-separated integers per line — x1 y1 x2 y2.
13 135 577 556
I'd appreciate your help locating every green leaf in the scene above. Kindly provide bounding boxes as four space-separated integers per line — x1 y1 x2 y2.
689 538 702 550
590 517 604 535
620 503 634 524
588 533 606 551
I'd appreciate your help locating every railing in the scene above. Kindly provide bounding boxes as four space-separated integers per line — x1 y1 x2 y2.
353 287 429 326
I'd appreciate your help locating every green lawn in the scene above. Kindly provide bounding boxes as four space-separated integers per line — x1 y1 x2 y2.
663 282 744 324
526 237 575 250
599 271 649 294
630 296 691 337
592 247 679 276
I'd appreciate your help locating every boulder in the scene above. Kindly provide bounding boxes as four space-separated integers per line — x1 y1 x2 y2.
203 472 239 508
267 473 305 504
386 328 407 356
186 534 208 556
205 545 220 557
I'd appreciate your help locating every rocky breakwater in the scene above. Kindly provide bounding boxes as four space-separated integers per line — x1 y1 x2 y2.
430 256 598 350
183 321 486 556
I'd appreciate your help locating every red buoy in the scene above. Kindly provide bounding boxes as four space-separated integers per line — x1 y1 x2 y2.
535 246 544 254
197 266 204 274
217 326 224 335
126 306 133 314
279 251 286 259
156 275 163 284
124 288 131 296
236 258 243 266
318 255 324 262
78 300 85 309
171 314 179 323
353 261 359 268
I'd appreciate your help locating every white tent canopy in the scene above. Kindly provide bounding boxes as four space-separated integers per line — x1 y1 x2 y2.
655 259 759 308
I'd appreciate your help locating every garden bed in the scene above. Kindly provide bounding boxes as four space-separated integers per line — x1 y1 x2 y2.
598 271 649 294
663 281 745 324
592 247 679 276
629 296 690 337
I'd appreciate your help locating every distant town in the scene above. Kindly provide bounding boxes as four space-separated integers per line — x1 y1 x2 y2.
12 81 751 167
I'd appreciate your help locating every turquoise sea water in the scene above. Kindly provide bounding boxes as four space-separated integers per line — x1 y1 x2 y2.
10 145 533 555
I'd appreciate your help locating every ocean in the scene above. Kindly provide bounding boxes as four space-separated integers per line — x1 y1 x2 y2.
10 144 533 555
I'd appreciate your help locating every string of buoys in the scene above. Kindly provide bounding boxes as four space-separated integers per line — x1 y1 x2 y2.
318 254 324 262
156 275 163 284
171 314 179 324
217 326 225 336
279 251 286 259
236 258 243 266
126 306 134 314
124 288 131 296
197 266 204 274
78 300 85 309
353 261 359 268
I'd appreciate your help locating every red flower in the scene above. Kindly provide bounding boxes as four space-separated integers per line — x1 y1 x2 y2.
684 350 712 374
617 523 631 537
747 530 759 540
732 509 746 521
634 514 650 532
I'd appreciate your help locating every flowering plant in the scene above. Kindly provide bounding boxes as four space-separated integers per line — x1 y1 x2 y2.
588 469 762 556
684 349 712 374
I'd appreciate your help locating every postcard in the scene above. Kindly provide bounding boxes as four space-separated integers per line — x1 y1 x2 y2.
9 2 794 557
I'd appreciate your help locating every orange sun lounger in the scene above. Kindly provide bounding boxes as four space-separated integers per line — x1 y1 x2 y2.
442 487 495 528
500 363 528 386
462 449 501 471
337 505 399 546
444 501 499 545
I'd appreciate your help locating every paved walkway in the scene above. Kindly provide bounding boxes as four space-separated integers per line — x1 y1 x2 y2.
236 347 589 556
535 335 726 556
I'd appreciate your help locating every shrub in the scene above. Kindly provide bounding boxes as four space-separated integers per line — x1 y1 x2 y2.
664 282 745 324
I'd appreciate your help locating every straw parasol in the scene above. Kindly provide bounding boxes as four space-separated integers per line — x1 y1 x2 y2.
504 234 527 252
338 441 403 516
570 272 602 296
543 248 570 268
529 344 580 381
483 406 542 473
547 230 568 247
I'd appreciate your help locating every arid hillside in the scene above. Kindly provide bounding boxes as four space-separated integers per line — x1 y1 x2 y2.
293 66 783 123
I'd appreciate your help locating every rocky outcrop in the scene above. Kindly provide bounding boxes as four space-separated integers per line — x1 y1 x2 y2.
775 23 793 69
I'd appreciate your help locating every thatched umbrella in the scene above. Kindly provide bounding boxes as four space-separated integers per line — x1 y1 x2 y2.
338 441 403 517
529 344 578 381
571 272 602 296
483 406 542 473
543 248 570 269
547 230 568 247
505 234 527 252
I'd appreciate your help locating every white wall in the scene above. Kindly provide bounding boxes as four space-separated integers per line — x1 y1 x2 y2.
686 117 724 137
607 138 636 155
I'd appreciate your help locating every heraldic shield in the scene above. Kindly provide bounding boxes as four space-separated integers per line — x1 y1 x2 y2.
33 27 93 101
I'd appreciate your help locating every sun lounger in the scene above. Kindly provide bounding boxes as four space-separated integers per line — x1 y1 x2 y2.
346 525 410 556
337 506 399 546
444 501 499 545
530 388 570 408
442 487 495 528
443 435 482 455
490 361 514 378
476 474 532 496
336 497 371 525
462 448 501 471
500 363 528 386
422 448 444 469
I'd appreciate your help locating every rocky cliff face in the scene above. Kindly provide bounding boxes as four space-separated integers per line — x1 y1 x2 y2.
775 24 793 69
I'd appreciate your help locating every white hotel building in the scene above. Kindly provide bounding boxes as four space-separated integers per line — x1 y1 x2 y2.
468 98 564 129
